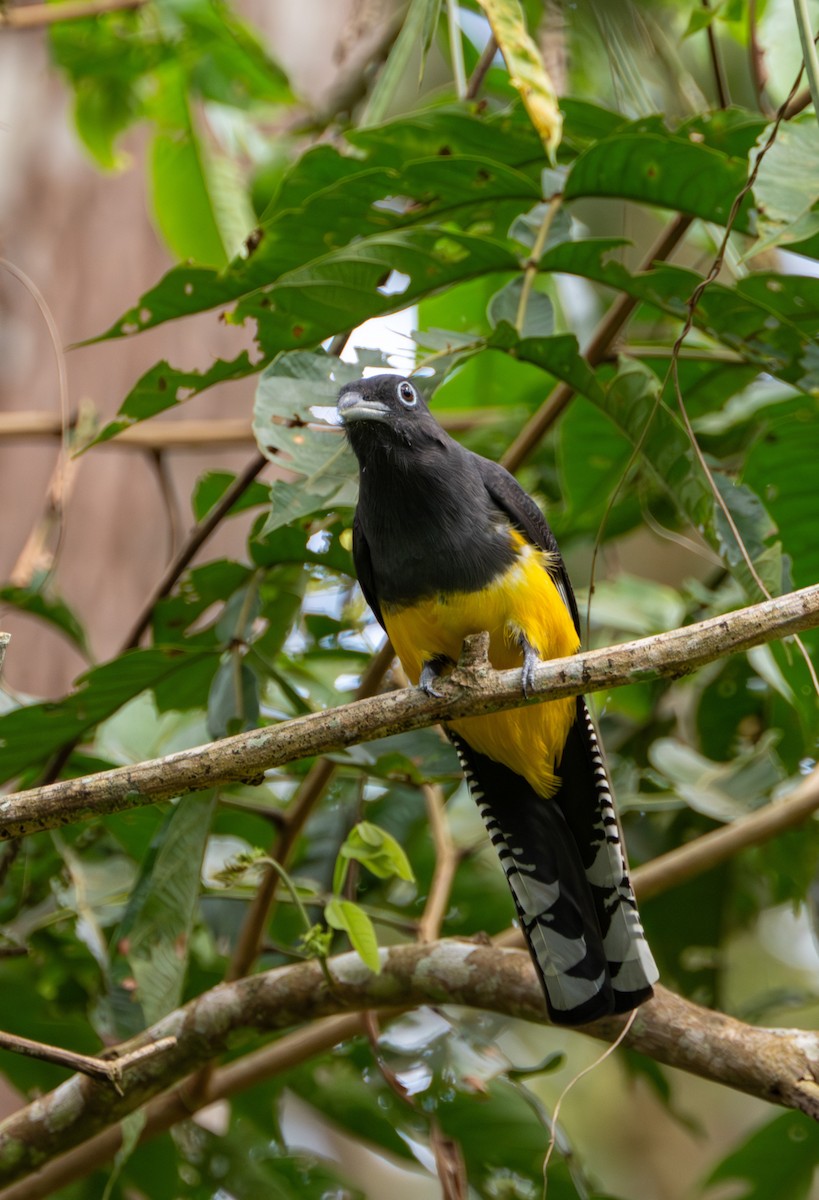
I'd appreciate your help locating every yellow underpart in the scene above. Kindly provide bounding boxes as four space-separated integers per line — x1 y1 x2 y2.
383 533 580 798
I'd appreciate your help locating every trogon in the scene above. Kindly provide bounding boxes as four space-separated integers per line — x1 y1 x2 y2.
338 373 658 1026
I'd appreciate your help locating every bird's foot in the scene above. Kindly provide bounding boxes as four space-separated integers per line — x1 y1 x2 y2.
519 634 540 699
419 656 452 698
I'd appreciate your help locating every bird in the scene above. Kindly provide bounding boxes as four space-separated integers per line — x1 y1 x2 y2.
337 373 658 1026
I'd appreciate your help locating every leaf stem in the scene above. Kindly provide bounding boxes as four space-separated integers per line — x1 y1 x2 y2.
447 0 467 99
514 194 562 335
793 0 819 120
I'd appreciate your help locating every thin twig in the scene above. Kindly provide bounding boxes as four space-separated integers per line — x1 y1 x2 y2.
447 0 467 99
514 194 563 334
0 0 144 28
122 451 268 649
747 0 772 114
465 34 498 100
0 1030 175 1087
793 0 819 115
703 0 730 108
417 784 460 943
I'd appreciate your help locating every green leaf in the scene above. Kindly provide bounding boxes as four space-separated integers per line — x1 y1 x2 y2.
487 278 554 337
363 0 442 123
336 821 416 890
148 65 228 266
487 324 605 404
324 898 381 973
89 351 257 446
557 396 637 538
253 351 364 535
749 120 819 254
564 121 754 232
743 396 819 593
107 791 217 1035
509 198 572 254
705 1112 819 1200
590 360 779 595
683 2 724 36
537 239 819 393
97 107 543 341
0 648 217 785
207 656 260 738
151 559 252 643
173 0 292 108
648 734 784 822
191 471 270 521
0 585 91 657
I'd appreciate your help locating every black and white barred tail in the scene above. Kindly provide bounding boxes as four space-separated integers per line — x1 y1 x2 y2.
449 697 658 1026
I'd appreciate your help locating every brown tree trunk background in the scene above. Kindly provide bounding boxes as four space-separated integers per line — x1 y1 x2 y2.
0 0 362 698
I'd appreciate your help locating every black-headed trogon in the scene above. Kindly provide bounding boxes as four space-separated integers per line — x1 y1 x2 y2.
338 373 658 1026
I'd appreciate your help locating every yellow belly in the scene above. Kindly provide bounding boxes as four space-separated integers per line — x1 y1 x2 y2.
383 538 580 798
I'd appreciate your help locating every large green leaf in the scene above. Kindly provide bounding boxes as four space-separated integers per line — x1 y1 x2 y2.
537 240 819 392
564 118 755 231
0 586 91 657
107 791 217 1036
0 648 217 785
750 119 819 253
705 1112 819 1200
742 397 819 610
96 107 545 342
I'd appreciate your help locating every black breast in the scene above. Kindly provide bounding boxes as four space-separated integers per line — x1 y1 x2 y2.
355 442 516 607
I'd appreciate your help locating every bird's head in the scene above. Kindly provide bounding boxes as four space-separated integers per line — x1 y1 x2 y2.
337 374 443 461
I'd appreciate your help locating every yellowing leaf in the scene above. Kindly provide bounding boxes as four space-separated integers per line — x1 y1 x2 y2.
476 0 562 160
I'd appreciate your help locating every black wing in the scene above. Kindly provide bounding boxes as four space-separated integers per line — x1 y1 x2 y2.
352 510 385 630
472 453 580 634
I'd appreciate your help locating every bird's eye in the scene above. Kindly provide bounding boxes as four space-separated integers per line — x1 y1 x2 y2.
397 381 418 407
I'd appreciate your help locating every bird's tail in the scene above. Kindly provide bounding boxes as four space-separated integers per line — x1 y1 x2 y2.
449 698 657 1026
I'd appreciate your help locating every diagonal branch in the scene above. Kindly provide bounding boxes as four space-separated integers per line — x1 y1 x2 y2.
0 0 145 27
2 583 819 841
0 941 817 1190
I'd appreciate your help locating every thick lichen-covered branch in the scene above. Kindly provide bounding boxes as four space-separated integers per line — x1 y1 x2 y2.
2 583 819 841
0 940 817 1190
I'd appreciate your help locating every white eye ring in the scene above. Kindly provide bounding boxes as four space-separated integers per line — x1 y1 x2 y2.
397 380 418 407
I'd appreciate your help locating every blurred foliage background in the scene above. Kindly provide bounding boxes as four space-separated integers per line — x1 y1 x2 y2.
1 0 819 1196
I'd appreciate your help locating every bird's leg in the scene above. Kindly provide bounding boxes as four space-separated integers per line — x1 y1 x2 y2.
419 655 452 698
518 632 541 699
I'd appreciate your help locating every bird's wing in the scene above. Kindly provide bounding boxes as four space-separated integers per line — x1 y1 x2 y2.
473 454 580 634
352 511 385 630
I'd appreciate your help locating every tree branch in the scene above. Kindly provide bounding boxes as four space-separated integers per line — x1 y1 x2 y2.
0 1031 176 1088
0 0 144 28
633 765 819 901
0 940 817 1189
0 1014 372 1200
3 584 818 841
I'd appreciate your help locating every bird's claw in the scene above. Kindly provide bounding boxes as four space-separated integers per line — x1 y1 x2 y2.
419 658 448 698
520 637 540 699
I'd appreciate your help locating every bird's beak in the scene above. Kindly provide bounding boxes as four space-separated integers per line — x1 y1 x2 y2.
337 390 390 424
